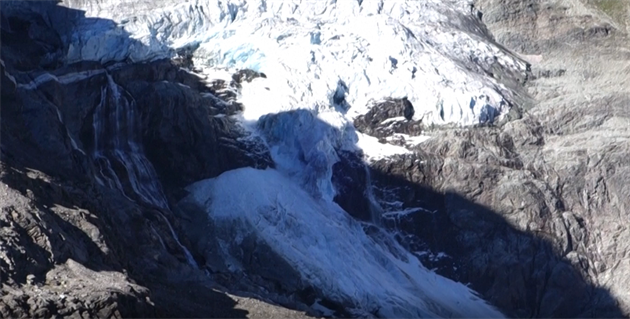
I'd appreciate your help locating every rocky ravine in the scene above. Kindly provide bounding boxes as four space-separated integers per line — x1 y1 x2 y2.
1 0 630 318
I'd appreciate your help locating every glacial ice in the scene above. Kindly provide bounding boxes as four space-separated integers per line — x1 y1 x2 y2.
185 167 504 318
60 0 528 127
254 109 410 205
257 109 348 202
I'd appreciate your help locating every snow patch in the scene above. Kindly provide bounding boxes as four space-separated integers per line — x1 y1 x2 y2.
356 132 410 162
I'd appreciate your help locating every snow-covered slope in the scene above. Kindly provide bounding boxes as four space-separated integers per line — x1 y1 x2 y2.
184 167 504 318
61 0 528 127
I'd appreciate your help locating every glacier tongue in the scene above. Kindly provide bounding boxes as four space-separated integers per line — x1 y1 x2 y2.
61 0 528 127
185 167 504 318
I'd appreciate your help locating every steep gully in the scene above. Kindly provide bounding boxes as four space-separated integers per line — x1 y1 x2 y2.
1 1 627 318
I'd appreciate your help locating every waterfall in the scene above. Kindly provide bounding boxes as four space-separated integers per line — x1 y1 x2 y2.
91 73 196 267
93 74 169 209
364 164 384 226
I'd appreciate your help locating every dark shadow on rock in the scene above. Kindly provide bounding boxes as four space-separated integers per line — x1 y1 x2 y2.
0 158 161 318
0 159 121 277
332 151 372 222
363 157 625 318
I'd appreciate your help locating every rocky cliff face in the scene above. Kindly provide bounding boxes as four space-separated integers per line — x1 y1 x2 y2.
1 0 630 318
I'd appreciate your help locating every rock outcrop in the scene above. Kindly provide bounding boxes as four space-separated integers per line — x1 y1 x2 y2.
353 97 422 143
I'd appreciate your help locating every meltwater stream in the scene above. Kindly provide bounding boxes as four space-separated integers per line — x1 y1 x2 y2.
364 165 385 226
92 74 196 266
93 74 168 208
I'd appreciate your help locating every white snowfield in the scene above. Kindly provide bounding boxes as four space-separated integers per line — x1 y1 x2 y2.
61 0 528 127
185 167 504 318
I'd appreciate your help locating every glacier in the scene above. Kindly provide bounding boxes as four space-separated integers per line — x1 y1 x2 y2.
47 0 525 316
60 0 528 128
